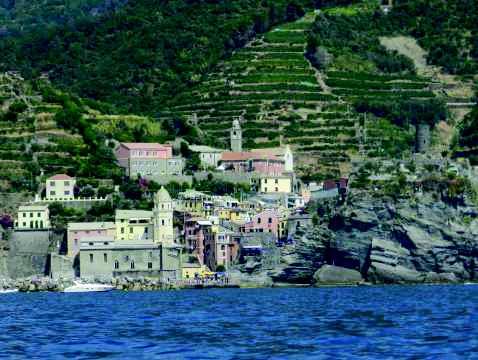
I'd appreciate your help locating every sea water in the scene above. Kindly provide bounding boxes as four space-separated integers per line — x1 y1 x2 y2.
1 285 477 359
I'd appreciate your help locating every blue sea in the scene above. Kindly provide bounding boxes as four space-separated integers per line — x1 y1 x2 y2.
1 285 478 359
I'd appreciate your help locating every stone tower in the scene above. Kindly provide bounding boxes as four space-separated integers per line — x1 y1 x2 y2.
230 117 242 152
153 186 174 246
416 122 431 153
284 145 294 172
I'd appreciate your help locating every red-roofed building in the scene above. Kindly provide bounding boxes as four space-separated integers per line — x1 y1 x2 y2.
220 151 285 175
115 142 184 178
46 174 76 201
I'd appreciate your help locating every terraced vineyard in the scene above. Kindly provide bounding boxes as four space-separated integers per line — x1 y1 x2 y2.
0 73 156 193
161 13 359 178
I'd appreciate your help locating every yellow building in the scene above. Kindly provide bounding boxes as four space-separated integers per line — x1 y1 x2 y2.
259 176 292 194
153 187 174 245
15 205 51 230
182 263 209 279
115 210 153 241
176 190 211 215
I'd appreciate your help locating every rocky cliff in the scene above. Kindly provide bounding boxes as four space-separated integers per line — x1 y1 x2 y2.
241 189 478 286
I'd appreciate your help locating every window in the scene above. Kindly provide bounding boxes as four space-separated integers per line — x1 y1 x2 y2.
50 181 55 186
161 220 165 226
264 187 268 192
22 222 26 227
221 245 225 250
268 218 272 224
89 254 93 263
264 179 267 184
148 262 152 269
257 218 261 224
275 179 279 184
129 228 133 234
22 213 26 218
30 213 33 218
114 260 119 269
50 191 56 196
130 261 135 270
64 191 70 195
149 251 153 259
104 253 108 263
30 221 33 228
145 227 149 233
121 227 125 234
64 181 70 186
37 213 41 217
86 230 90 234
89 242 94 246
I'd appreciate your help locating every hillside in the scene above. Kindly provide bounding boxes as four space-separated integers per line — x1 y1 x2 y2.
0 0 347 113
0 73 159 193
0 0 127 35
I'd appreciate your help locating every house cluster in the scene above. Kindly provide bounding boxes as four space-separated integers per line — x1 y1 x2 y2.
114 118 295 195
10 118 349 283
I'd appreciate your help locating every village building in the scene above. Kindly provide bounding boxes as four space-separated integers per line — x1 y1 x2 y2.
257 175 293 194
189 145 224 169
184 218 213 266
175 190 211 215
115 210 153 242
67 222 115 258
14 205 51 230
115 142 184 178
46 174 76 201
220 152 286 175
240 209 281 238
79 238 181 281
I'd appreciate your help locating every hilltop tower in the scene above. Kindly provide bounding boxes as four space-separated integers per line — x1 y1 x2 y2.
153 186 174 246
230 117 242 152
284 145 294 172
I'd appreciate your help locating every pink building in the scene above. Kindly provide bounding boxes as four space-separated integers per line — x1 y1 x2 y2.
115 143 184 177
67 222 115 258
221 152 285 175
184 219 213 266
240 209 280 238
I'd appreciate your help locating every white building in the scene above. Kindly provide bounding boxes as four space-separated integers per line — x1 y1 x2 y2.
46 174 76 201
15 205 51 230
189 145 224 169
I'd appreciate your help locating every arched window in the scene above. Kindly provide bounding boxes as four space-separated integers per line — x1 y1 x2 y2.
114 260 119 269
130 261 135 270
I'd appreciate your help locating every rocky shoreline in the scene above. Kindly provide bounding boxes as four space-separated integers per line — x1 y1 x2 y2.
1 274 477 293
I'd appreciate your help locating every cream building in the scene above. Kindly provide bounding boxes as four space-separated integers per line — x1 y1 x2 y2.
46 174 76 201
15 205 51 230
258 176 293 194
115 210 153 241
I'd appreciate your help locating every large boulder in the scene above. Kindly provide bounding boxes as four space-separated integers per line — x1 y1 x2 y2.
313 265 363 285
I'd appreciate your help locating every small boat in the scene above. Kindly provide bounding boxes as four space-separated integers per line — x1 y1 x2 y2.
63 281 115 293
0 289 18 294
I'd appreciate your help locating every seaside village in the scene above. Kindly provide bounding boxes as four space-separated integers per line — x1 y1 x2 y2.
8 118 347 287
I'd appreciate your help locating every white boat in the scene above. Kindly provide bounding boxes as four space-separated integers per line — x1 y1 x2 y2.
63 282 115 293
0 289 18 294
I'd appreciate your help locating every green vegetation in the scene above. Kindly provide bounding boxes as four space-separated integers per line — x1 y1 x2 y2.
454 105 478 165
389 1 478 74
0 0 337 113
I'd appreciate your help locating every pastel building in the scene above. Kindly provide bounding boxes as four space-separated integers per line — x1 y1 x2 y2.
115 142 184 178
258 175 293 194
15 205 51 230
67 222 115 258
153 187 174 246
220 152 285 175
206 225 236 271
115 210 153 242
184 218 213 266
46 174 76 201
240 209 280 238
189 145 224 169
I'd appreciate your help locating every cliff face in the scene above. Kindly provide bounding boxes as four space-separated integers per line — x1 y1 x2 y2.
253 190 478 285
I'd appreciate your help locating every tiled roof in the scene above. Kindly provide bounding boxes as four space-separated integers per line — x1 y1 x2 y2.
67 222 115 231
48 174 73 180
221 151 281 161
121 143 171 150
